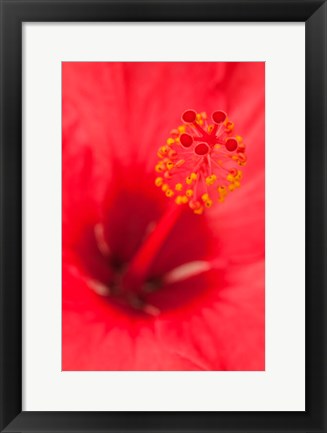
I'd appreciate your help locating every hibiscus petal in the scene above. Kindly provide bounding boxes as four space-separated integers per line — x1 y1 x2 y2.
62 62 265 371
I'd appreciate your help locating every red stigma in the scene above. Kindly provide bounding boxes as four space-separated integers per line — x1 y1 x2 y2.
212 110 227 124
195 143 209 156
180 133 193 148
182 109 197 123
225 138 238 152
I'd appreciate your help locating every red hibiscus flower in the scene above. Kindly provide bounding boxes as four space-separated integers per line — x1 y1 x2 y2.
62 62 265 371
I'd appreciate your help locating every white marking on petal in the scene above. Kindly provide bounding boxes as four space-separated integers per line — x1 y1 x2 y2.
145 221 156 236
143 304 160 317
163 260 212 284
94 223 111 257
88 279 110 296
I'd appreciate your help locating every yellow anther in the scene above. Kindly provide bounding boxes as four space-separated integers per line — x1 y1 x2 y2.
186 173 197 185
186 189 193 198
194 206 204 215
207 125 214 133
166 161 174 170
235 170 243 180
175 183 183 191
225 121 234 132
201 193 209 202
175 159 185 168
175 195 183 205
234 180 241 188
191 172 197 180
218 186 227 195
206 174 217 185
155 177 164 187
165 189 174 198
178 125 186 133
206 176 212 185
160 145 169 155
229 184 236 191
166 138 175 146
155 163 165 173
236 135 243 143
227 174 235 182
218 196 225 203
200 112 207 119
196 113 204 125
196 115 204 125
205 199 213 208
181 195 189 204
162 183 169 192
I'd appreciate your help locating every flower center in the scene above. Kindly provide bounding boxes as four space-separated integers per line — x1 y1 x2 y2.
87 202 213 316
155 109 247 214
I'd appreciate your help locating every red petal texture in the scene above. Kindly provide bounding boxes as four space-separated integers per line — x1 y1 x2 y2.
62 62 265 370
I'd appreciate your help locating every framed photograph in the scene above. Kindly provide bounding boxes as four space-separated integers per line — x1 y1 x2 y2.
0 0 326 432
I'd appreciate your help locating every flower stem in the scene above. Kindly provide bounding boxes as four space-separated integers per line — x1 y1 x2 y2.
122 204 184 295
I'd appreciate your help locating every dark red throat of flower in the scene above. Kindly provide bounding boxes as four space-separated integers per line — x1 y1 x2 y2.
121 205 183 296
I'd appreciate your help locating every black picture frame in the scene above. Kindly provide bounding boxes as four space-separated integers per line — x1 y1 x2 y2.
1 0 326 432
